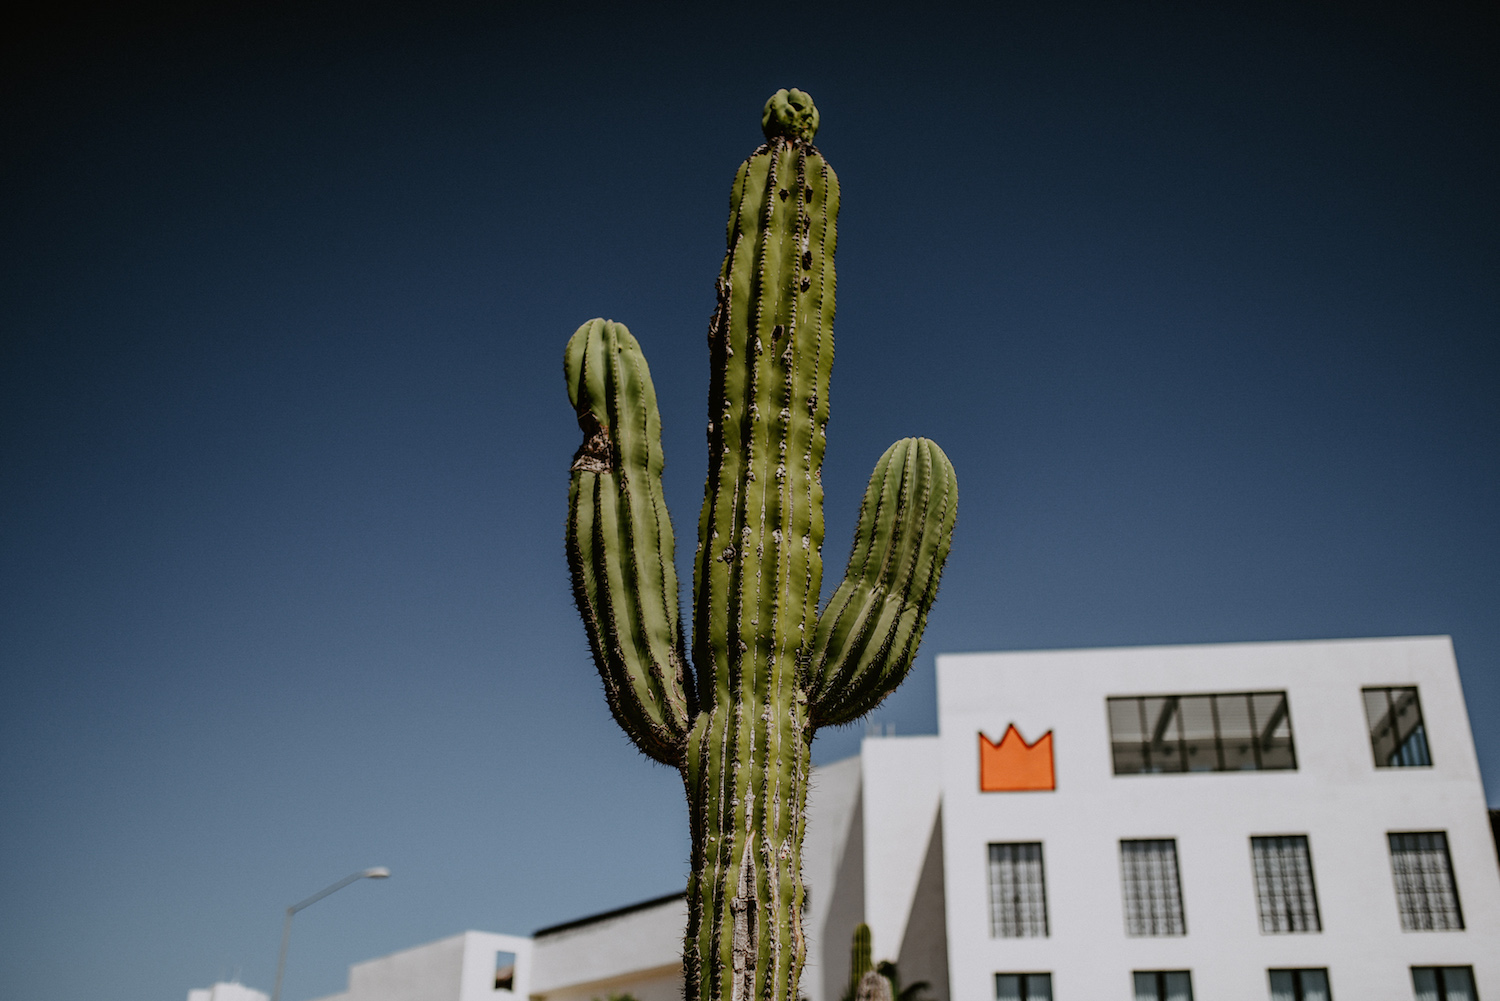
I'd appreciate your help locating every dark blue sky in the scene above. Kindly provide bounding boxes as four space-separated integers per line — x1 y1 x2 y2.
3 4 1496 1001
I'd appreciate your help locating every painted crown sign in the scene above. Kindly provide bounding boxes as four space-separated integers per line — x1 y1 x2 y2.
979 725 1055 791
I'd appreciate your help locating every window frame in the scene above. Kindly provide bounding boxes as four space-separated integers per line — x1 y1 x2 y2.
986 842 1049 938
1268 967 1332 1001
1250 835 1322 933
1410 966 1478 1001
1120 838 1187 937
1362 686 1433 768
1388 831 1465 931
994 972 1052 1001
1132 969 1194 1001
1106 690 1297 775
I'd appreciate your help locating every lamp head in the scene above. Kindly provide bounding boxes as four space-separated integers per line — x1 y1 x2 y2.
362 867 391 879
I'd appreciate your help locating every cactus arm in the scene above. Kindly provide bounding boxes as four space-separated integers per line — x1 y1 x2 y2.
807 438 958 728
565 318 694 766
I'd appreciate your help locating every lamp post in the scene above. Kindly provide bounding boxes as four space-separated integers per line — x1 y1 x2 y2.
270 867 389 1001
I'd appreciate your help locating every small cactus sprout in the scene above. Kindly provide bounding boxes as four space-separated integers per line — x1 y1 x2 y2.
565 90 958 1001
847 923 873 1001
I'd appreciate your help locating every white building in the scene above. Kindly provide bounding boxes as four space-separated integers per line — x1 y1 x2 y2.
188 983 269 1001
275 637 1498 1001
938 635 1498 1001
306 931 533 1001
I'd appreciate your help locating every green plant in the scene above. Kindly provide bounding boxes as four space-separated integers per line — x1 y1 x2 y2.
565 89 957 1001
847 923 873 1001
876 960 933 1001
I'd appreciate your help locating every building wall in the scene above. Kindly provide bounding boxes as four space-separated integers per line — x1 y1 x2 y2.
530 896 686 1001
188 983 269 1001
937 636 1499 1001
861 737 943 969
309 931 533 1001
803 754 863 1001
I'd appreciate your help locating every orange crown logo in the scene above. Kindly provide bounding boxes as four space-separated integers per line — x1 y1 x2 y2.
979 725 1055 792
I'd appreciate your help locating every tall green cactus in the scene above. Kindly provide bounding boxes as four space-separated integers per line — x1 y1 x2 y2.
564 89 957 1001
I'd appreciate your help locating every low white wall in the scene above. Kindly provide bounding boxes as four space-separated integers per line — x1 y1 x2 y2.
531 897 686 998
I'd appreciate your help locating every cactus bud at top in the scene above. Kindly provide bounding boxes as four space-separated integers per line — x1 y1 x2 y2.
761 88 820 143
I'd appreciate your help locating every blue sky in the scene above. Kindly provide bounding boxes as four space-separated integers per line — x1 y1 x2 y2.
2 4 1496 1001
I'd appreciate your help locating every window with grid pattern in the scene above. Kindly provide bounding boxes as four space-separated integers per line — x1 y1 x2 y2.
1412 966 1477 1001
995 973 1052 1001
1269 968 1330 1001
987 843 1048 937
1362 687 1432 767
1389 832 1464 930
1251 836 1322 933
1133 971 1193 1001
1107 692 1296 774
1120 839 1185 936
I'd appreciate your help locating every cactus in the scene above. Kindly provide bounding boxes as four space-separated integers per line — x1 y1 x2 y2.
564 89 958 1001
847 924 873 1001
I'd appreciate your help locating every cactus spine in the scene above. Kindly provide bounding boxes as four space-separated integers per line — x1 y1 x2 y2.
564 90 958 1001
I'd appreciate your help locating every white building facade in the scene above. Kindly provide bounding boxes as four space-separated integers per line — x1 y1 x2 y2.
254 636 1497 1001
938 636 1498 1001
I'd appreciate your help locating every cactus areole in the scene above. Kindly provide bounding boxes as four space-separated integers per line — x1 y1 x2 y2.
564 90 958 1001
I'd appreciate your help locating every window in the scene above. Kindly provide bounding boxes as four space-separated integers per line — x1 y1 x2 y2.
1363 687 1432 767
1251 836 1322 932
988 843 1048 937
494 951 516 991
1269 968 1330 1001
1133 971 1192 1001
1412 967 1478 1001
1389 832 1464 930
995 973 1052 1001
1120 839 1185 936
1107 692 1296 774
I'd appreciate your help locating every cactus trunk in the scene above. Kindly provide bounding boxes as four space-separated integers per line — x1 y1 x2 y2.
564 90 958 1001
684 708 810 1001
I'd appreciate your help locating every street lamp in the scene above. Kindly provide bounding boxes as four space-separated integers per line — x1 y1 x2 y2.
270 867 390 1001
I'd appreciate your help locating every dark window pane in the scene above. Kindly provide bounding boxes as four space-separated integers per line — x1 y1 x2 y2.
1252 692 1297 770
1142 697 1186 773
1413 966 1477 1001
1110 697 1150 775
995 974 1051 1001
1269 969 1329 1001
1178 696 1219 772
1364 687 1432 768
1215 694 1260 770
1133 971 1193 1001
